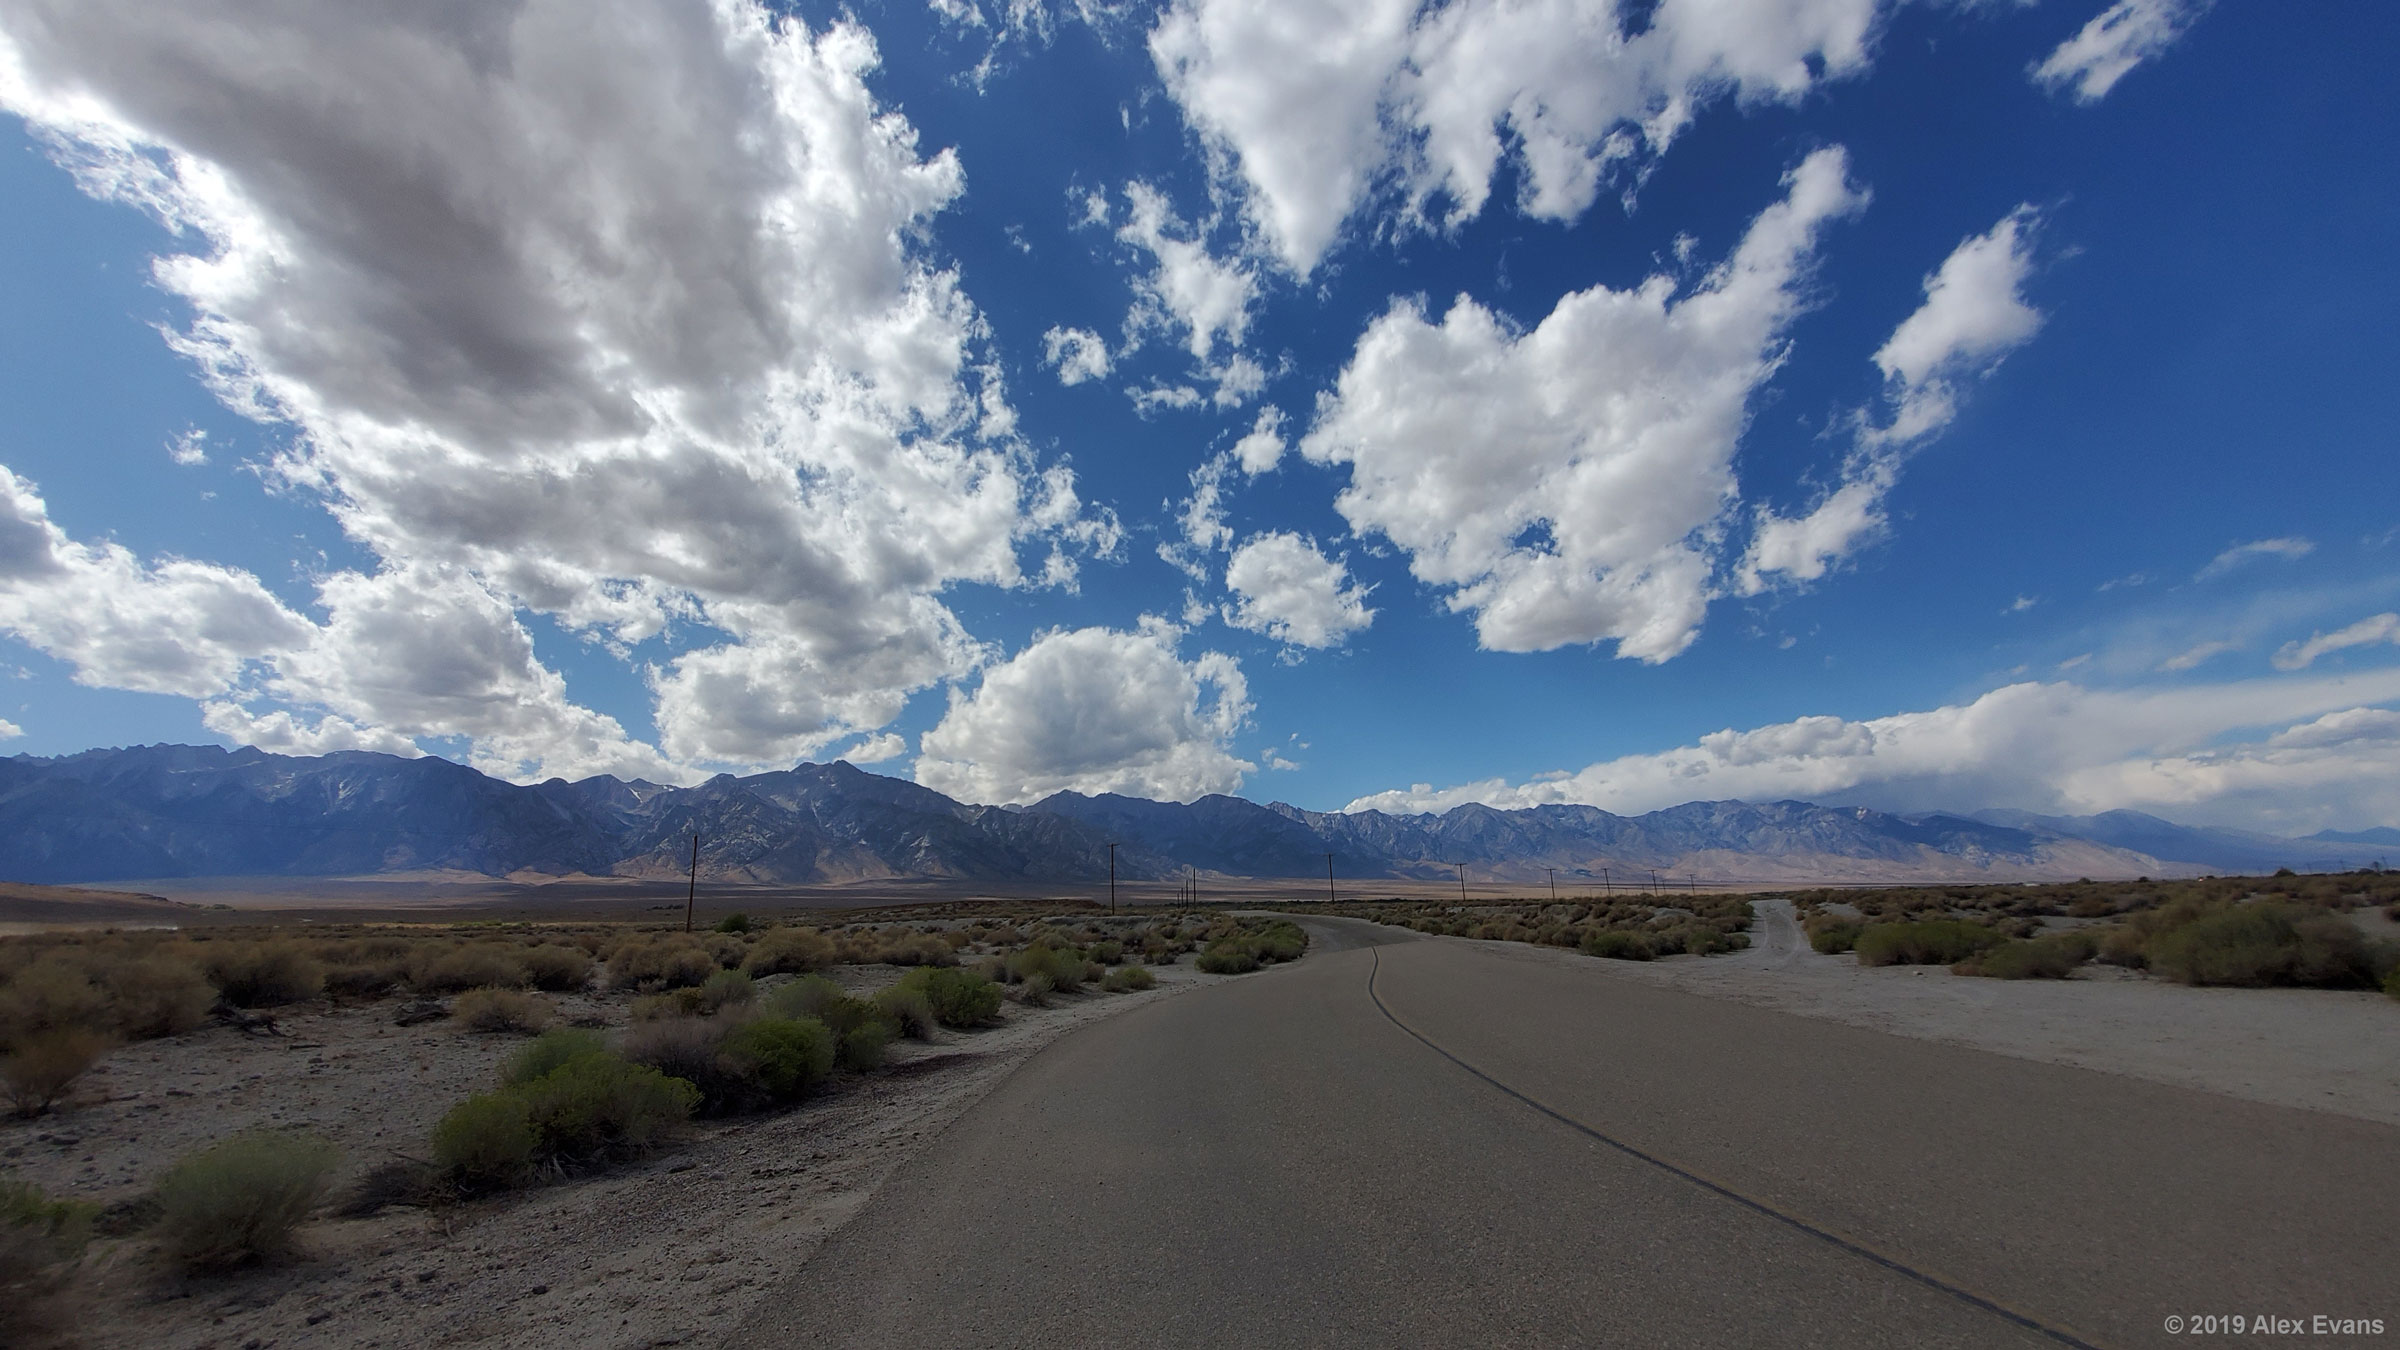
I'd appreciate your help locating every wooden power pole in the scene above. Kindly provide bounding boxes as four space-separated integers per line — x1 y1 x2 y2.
684 832 699 933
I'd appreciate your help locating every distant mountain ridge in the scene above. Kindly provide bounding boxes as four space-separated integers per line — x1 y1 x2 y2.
0 744 2384 888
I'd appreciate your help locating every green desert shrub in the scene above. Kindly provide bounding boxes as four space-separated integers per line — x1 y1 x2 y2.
698 969 756 1010
0 962 110 1048
412 944 528 994
434 1050 695 1189
761 978 890 1068
742 926 836 976
609 938 716 991
504 1028 609 1086
2145 903 2379 988
1194 941 1259 974
721 1017 837 1098
202 942 325 1007
322 958 407 999
1956 932 2096 980
520 944 595 992
3 1175 94 1337
1853 920 2004 968
1806 917 1864 955
1579 930 1654 961
1014 971 1056 1006
621 1014 832 1115
872 984 938 1040
714 913 752 934
98 954 216 1037
451 988 554 1034
154 1131 340 1269
1087 940 1125 966
3 1029 111 1118
1102 965 1156 993
897 967 1001 1028
1006 942 1091 990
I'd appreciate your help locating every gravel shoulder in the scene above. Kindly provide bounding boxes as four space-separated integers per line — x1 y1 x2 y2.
1385 898 2400 1126
10 961 1228 1350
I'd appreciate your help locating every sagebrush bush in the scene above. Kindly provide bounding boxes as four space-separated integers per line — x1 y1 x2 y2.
1006 942 1090 989
154 1131 340 1269
202 941 324 1007
742 926 836 976
2145 903 2378 988
435 1050 695 1189
1102 965 1156 993
3 1175 93 1338
521 944 595 992
0 962 109 1048
4 1028 110 1118
699 969 755 1010
609 938 716 991
1806 917 1863 955
504 1028 609 1086
715 913 752 934
1956 932 2096 979
452 988 554 1034
1195 942 1259 974
897 967 1001 1028
872 985 937 1039
1854 920 2004 967
413 944 529 994
762 973 844 1020
721 1017 837 1099
1580 930 1654 961
99 954 216 1038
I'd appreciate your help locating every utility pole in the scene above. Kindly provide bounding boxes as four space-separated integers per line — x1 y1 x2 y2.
1107 842 1118 916
1326 852 1336 905
1602 867 1610 896
1650 869 1659 894
1547 867 1556 902
1456 862 1467 904
683 831 699 933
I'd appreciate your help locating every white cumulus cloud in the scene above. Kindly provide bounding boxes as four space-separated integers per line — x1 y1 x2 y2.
1223 532 1374 649
1151 0 1898 274
1117 181 1258 363
1042 326 1114 385
0 0 1103 777
2032 0 2212 104
1302 148 1866 660
1740 205 2044 593
915 620 1253 803
1345 670 2400 834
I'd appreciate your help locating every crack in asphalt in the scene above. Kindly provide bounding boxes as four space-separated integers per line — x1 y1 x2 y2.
1363 944 2108 1350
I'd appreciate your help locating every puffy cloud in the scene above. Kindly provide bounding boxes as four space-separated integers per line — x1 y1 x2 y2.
2274 613 2400 672
1041 326 1114 385
1301 148 1866 659
915 620 1253 803
2197 537 2313 581
1345 670 2400 833
1223 532 1374 648
2032 0 2212 104
1116 182 1258 363
1150 0 1896 273
0 0 1101 777
0 718 20 739
1230 406 1287 475
1868 207 2044 438
0 465 313 698
1740 206 2043 593
840 731 909 764
167 428 209 466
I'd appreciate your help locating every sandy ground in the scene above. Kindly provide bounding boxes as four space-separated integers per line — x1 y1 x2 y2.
1431 899 2400 1126
8 959 1234 1350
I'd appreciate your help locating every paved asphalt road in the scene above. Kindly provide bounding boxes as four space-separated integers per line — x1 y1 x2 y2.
732 919 2398 1348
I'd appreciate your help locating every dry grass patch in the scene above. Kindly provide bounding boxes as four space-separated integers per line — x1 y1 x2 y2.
153 1131 341 1270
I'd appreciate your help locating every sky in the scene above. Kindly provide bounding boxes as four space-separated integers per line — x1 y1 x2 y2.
0 0 2395 834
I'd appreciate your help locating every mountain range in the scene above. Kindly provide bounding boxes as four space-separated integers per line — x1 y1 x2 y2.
0 744 2387 889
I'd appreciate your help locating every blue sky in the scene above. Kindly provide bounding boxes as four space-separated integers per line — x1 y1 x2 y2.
0 0 2395 832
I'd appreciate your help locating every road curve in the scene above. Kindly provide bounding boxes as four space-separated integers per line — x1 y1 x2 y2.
730 919 2397 1348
